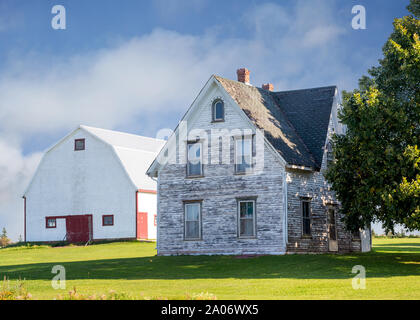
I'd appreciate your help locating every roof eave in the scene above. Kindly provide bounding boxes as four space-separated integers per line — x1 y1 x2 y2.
285 164 316 172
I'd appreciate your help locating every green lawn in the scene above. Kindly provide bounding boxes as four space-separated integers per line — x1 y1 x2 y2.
0 238 419 299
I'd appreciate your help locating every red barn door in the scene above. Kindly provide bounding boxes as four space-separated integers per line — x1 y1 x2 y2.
66 215 92 243
137 212 148 239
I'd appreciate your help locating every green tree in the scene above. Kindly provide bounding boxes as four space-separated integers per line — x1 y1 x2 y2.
0 228 11 248
326 1 420 233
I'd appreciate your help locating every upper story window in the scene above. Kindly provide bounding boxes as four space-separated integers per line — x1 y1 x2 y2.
212 99 224 122
302 200 311 236
235 136 253 174
74 139 85 151
326 141 333 166
187 141 203 177
184 201 202 240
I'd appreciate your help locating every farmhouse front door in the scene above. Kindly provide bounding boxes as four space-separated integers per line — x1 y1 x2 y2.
66 215 92 243
137 212 148 239
328 208 338 252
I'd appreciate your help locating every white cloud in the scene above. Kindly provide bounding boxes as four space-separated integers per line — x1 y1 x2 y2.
302 25 345 48
0 139 42 240
0 1 362 241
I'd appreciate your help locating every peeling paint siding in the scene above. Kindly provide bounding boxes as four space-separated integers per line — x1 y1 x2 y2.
157 84 286 255
156 84 365 255
286 108 362 253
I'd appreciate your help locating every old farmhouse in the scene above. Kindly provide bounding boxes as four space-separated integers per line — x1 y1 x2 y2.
147 68 371 255
24 125 165 243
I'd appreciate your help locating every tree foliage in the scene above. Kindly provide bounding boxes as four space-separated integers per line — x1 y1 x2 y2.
0 228 11 248
326 1 420 233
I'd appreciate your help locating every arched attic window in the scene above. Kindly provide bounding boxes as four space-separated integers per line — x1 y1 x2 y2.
212 99 224 122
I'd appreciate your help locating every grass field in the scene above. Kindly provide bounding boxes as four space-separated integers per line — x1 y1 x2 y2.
0 238 419 299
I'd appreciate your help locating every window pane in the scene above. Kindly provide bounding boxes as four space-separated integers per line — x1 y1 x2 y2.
47 219 56 227
235 138 252 172
186 203 200 221
328 209 337 240
328 209 335 224
185 203 201 239
188 143 202 176
240 219 254 236
214 101 224 120
329 225 337 240
302 202 310 218
186 221 199 238
303 218 311 235
239 201 254 237
240 201 254 218
302 201 311 235
103 216 113 225
75 139 85 150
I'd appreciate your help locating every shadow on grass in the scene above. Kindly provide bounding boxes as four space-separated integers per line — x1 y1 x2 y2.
1 248 419 281
374 243 420 248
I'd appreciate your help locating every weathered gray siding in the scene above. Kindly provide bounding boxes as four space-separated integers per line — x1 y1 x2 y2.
156 83 286 255
286 169 360 253
286 113 361 253
156 82 363 255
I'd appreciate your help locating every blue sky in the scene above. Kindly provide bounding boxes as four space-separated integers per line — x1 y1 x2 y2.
0 0 414 239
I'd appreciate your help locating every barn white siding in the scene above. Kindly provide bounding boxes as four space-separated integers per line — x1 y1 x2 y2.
24 126 164 242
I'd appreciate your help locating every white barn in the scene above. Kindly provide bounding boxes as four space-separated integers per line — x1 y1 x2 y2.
23 125 165 243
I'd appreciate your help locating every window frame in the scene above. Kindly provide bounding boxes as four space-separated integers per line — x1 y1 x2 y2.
234 135 254 174
183 201 202 241
301 199 312 237
45 217 57 229
186 140 203 177
74 138 85 151
212 99 225 122
237 199 257 239
102 215 114 226
326 141 333 166
352 229 361 240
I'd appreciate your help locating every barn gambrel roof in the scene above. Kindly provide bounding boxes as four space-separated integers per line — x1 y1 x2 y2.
81 126 165 190
24 125 165 196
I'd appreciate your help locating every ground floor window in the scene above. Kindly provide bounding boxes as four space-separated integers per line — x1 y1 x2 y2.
102 215 114 226
238 200 256 238
184 202 201 240
302 200 311 236
352 230 361 240
46 217 56 228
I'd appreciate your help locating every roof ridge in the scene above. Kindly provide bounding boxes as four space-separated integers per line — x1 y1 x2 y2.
273 85 337 94
80 125 165 142
214 75 336 94
113 145 163 154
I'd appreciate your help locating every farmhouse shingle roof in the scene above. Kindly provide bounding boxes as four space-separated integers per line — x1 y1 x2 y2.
215 76 336 170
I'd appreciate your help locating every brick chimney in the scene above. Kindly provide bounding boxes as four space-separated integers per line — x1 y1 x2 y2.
236 68 250 84
262 83 274 91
